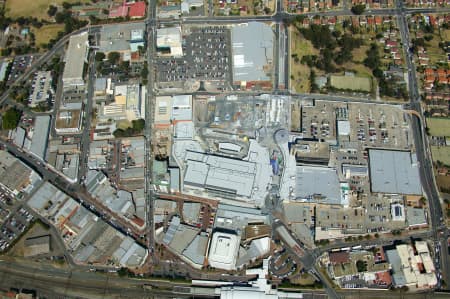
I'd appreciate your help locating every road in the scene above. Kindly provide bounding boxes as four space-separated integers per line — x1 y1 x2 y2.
77 45 96 183
396 0 449 289
145 0 158 265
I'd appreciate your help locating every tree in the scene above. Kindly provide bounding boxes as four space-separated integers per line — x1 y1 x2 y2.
108 52 121 65
95 52 105 62
2 108 21 130
132 119 145 132
117 267 130 277
351 4 366 15
47 5 58 17
356 260 367 272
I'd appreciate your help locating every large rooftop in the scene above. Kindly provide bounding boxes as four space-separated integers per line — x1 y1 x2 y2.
369 149 422 195
208 231 240 270
295 166 343 205
30 116 50 160
184 151 257 198
62 32 89 87
231 22 273 82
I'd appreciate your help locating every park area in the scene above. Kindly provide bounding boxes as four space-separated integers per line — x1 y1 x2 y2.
5 0 90 20
431 146 450 165
32 24 64 48
426 117 450 137
330 74 371 92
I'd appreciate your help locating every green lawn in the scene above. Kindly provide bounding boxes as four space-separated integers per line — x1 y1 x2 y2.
5 0 91 20
431 146 450 165
426 118 450 137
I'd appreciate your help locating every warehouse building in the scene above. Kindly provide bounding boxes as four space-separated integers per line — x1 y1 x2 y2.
231 22 273 86
368 149 422 195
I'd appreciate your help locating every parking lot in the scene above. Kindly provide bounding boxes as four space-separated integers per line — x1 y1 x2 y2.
7 55 36 85
156 26 232 84
0 191 33 252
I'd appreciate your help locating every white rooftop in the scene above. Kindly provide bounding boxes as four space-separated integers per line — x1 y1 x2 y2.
62 32 88 87
208 231 239 270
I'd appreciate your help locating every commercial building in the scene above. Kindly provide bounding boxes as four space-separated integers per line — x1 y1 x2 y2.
184 151 257 198
62 32 89 90
28 182 148 267
30 116 51 161
156 27 183 57
99 23 145 57
55 103 83 134
231 22 273 85
369 149 422 195
0 150 39 195
172 95 192 121
208 230 240 270
295 165 349 207
99 84 145 122
386 242 437 288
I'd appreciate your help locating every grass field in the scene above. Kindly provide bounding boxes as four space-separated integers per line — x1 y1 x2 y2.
290 273 317 285
5 0 91 20
426 118 450 137
432 146 450 165
330 75 371 91
426 33 446 65
443 29 450 41
437 175 450 193
32 24 64 48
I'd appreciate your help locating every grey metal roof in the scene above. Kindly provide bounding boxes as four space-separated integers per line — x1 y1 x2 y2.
406 207 427 226
169 168 180 192
231 22 273 82
99 22 145 53
386 249 407 286
295 166 341 204
182 233 208 265
30 116 50 160
184 151 257 197
369 150 422 195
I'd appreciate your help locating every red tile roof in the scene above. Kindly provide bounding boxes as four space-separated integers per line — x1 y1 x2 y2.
129 1 147 18
329 251 350 264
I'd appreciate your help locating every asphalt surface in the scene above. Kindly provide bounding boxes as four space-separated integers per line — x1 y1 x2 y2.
395 0 449 289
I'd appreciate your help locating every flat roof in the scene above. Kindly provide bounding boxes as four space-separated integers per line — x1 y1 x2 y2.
231 22 273 82
295 166 341 203
369 149 422 195
99 22 145 53
55 109 82 129
155 96 171 123
62 32 88 84
156 27 183 57
30 116 50 160
406 207 427 226
208 231 239 270
184 152 257 198
182 233 208 266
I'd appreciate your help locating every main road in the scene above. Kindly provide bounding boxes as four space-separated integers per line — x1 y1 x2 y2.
396 0 449 289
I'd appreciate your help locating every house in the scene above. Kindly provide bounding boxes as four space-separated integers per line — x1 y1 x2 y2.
128 1 147 18
385 40 398 48
374 16 382 26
